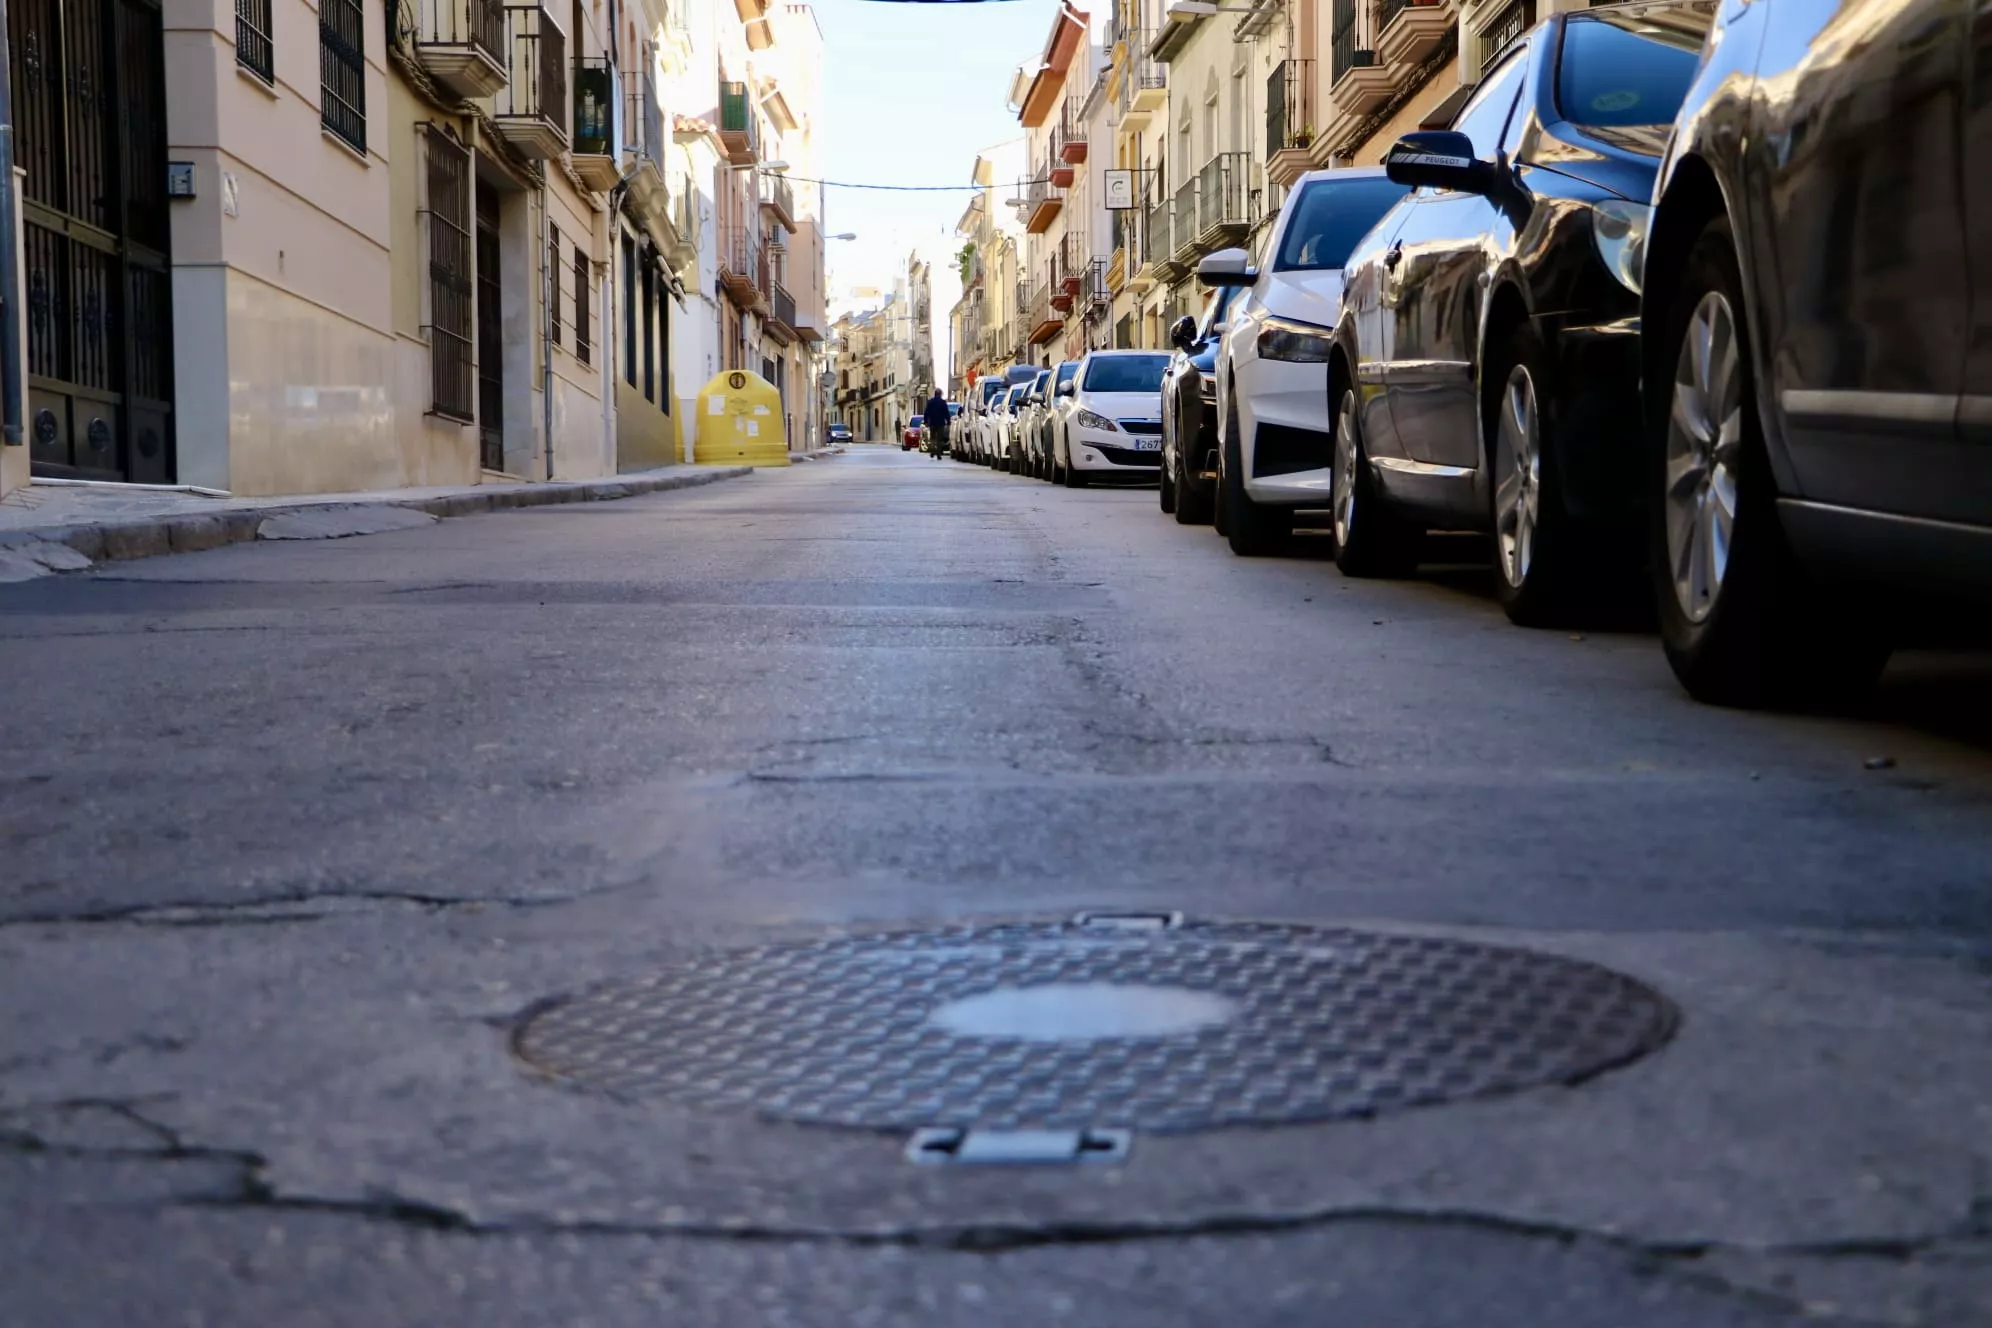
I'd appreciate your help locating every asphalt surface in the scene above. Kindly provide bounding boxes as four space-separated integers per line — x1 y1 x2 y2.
4 445 1992 1326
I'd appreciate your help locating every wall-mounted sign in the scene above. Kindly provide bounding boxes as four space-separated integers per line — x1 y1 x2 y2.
1104 169 1136 211
166 162 195 199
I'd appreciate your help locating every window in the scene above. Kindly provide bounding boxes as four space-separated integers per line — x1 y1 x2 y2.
1452 52 1528 161
237 0 273 83
1081 354 1169 393
548 225 562 350
651 262 668 411
320 0 366 151
574 246 590 366
422 128 474 421
1274 176 1413 272
622 233 637 386
1554 12 1710 130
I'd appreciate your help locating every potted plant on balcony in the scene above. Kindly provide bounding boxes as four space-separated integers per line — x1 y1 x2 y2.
1293 124 1314 149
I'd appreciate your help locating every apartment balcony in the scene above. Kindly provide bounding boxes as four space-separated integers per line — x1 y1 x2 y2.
1024 165 1062 235
1194 153 1254 251
1330 21 1393 117
1170 177 1200 266
719 81 758 166
1059 101 1087 164
411 0 507 98
1376 0 1456 68
1266 58 1318 189
570 57 619 189
760 173 796 233
1133 193 1172 287
491 5 567 158
764 282 798 345
719 227 764 312
1114 36 1166 131
1081 257 1110 317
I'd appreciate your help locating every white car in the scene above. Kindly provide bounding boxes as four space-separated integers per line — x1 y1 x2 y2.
1052 350 1171 488
1201 167 1411 554
987 384 1026 469
963 377 1005 464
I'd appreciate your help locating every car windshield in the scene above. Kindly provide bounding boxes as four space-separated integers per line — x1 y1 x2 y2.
1082 355 1169 393
1274 177 1414 272
1555 10 1710 129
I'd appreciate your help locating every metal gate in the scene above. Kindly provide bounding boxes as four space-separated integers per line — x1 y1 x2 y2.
7 0 175 482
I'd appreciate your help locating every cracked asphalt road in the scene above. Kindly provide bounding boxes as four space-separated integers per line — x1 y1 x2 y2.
4 447 1992 1325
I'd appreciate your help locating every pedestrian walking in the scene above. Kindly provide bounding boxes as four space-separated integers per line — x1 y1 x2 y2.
922 390 950 459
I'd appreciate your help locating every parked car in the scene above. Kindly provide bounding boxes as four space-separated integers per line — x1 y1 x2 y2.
827 423 853 446
901 420 923 450
1160 285 1240 524
1198 167 1412 554
988 385 1026 469
1037 361 1081 480
1051 350 1171 487
1012 370 1053 475
1640 0 1992 705
1319 3 1712 617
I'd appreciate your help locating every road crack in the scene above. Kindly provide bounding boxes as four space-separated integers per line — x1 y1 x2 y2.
0 889 582 930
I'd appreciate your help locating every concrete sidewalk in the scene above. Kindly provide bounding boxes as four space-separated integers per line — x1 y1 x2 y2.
0 454 838 582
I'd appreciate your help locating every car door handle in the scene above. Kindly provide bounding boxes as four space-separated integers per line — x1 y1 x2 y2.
1384 242 1403 271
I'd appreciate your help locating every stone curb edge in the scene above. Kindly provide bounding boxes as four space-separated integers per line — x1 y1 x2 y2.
0 464 766 573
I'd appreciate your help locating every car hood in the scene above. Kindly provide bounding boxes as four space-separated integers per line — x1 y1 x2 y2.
1262 269 1347 327
1530 124 1665 201
1075 391 1163 418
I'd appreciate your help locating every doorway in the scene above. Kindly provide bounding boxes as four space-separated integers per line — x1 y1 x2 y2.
8 0 175 482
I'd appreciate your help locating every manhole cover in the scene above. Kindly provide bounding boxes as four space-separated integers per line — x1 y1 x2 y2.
513 919 1675 1131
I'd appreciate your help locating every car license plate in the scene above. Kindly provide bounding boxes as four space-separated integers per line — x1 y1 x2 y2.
1129 436 1161 451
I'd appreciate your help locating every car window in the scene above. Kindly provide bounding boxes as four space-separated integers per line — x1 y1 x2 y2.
1198 286 1239 338
1452 50 1529 160
1555 11 1709 129
1056 362 1079 386
1273 177 1414 272
1082 355 1169 393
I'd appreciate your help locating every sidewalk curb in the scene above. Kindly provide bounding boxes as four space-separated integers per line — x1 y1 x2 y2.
0 465 757 578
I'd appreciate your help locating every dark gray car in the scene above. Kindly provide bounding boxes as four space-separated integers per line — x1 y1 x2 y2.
1641 0 1992 706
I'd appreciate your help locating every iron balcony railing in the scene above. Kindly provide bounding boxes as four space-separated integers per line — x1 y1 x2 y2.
1330 0 1376 85
572 56 614 156
626 63 665 174
1266 58 1316 154
419 0 503 61
1171 178 1198 259
1082 257 1109 310
1143 192 1170 268
1196 153 1252 237
771 282 796 331
760 172 795 227
494 5 567 145
1117 35 1165 110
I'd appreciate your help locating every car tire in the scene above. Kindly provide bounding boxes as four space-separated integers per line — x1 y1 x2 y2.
1486 322 1581 627
1221 393 1292 556
1331 385 1419 578
1650 217 1890 707
1159 438 1178 512
1174 410 1216 526
1064 452 1088 488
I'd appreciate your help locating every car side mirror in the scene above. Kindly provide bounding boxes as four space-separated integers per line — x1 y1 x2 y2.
1170 315 1199 351
1384 131 1495 194
1196 248 1257 287
1056 380 1075 397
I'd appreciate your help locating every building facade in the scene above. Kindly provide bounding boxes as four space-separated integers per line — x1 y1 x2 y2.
0 0 826 501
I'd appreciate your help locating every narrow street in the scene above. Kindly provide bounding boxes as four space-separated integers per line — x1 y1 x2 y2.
4 447 1991 1326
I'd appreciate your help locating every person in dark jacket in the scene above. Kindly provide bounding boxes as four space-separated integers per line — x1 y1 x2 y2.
922 391 951 458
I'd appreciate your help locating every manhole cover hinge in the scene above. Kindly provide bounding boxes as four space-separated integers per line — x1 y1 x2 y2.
1073 910 1184 932
906 1127 1133 1166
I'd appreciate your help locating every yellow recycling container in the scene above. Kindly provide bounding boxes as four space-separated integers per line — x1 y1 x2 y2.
692 370 789 466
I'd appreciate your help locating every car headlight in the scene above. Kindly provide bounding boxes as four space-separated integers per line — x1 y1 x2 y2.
1075 409 1118 431
1592 199 1651 295
1256 316 1335 363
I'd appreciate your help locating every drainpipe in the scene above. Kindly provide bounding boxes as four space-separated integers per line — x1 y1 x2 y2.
542 190 554 480
0 0 24 447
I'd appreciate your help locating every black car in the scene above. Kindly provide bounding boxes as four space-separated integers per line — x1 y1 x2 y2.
827 423 853 445
1159 285 1238 525
1640 0 1992 707
1329 2 1713 624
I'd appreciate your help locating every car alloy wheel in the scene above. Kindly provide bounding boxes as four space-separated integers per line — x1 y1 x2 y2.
1493 363 1543 591
1332 390 1359 551
1663 290 1742 626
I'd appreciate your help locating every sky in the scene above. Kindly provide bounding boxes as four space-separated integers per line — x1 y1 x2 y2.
813 0 1065 305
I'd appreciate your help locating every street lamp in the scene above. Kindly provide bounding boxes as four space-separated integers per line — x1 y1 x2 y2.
828 232 858 241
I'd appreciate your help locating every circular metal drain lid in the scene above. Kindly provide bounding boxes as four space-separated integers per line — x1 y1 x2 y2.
513 918 1675 1131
